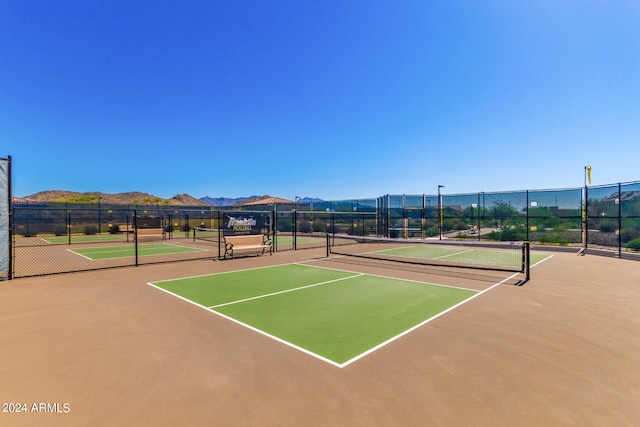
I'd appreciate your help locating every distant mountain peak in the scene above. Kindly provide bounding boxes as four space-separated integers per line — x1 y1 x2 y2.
22 190 209 206
199 196 259 207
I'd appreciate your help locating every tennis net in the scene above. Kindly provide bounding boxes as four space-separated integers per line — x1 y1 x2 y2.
192 227 222 244
327 234 530 277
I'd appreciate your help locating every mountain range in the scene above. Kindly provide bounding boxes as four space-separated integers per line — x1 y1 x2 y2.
18 191 323 207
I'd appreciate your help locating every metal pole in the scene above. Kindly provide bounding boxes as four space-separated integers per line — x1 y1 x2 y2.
218 210 222 258
618 182 622 258
293 209 297 250
584 167 589 250
481 192 485 240
438 185 445 240
386 195 390 238
98 197 102 234
134 210 138 266
524 242 530 281
526 190 529 242
7 156 12 280
422 194 426 239
272 208 277 252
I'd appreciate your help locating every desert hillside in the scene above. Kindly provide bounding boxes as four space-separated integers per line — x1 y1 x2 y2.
23 191 209 206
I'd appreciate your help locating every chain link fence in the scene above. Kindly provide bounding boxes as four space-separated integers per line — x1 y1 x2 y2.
377 181 639 257
8 180 640 278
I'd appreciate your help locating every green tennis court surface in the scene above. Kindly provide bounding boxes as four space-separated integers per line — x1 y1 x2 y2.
70 243 204 260
149 263 480 367
376 245 549 267
373 245 545 268
276 235 325 245
44 234 127 244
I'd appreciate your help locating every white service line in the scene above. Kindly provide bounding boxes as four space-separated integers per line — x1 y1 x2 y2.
209 273 363 309
338 270 521 368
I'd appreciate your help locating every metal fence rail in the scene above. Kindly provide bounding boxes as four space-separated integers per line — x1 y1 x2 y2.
377 181 639 257
8 180 640 278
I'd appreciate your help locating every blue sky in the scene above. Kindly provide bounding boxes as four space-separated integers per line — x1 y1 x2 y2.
2 1 639 200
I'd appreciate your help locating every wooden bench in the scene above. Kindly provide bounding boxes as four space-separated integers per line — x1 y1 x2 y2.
116 224 134 234
135 227 166 241
223 234 272 258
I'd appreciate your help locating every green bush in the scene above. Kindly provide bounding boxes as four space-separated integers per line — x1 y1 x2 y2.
537 234 570 245
626 238 640 251
486 227 525 241
310 220 327 233
108 225 120 234
84 225 98 235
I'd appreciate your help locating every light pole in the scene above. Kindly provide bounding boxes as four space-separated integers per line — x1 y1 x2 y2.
438 185 445 240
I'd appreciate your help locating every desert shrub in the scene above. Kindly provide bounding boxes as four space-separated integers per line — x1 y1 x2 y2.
537 234 570 245
310 220 327 233
626 238 640 251
297 221 311 233
486 227 525 241
53 225 67 236
598 222 617 233
108 224 120 234
84 225 98 235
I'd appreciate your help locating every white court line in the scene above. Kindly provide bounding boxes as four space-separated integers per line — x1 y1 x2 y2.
338 271 520 368
70 243 205 261
150 262 301 284
364 247 483 265
297 260 479 292
531 254 554 267
146 280 348 368
66 248 94 261
208 273 364 309
433 249 475 260
158 242 208 251
147 261 534 369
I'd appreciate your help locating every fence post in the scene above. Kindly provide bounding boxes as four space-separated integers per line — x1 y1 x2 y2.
271 208 277 252
526 190 529 242
217 210 222 259
6 156 12 280
326 233 330 258
293 209 297 250
524 242 530 281
618 182 622 258
477 193 481 241
584 186 589 250
134 210 138 266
